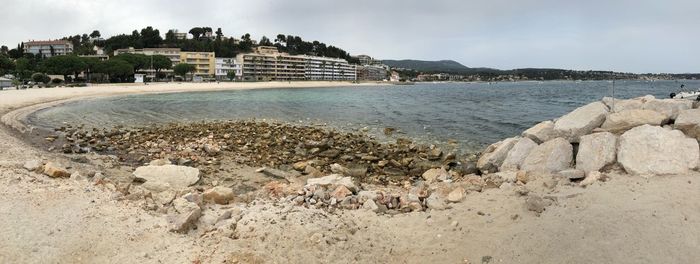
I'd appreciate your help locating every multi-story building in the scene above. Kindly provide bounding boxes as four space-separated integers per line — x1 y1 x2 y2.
236 46 355 81
215 57 242 80
357 65 388 81
114 47 182 79
24 40 73 57
355 54 377 66
180 51 216 78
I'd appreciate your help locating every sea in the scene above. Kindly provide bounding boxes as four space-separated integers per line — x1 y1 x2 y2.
28 80 700 153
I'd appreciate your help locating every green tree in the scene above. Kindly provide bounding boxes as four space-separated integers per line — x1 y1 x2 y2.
189 27 204 40
227 71 236 81
89 30 101 39
0 55 14 75
95 59 134 82
140 26 162 48
113 53 149 72
259 36 272 46
31 72 51 84
80 57 100 82
173 63 196 81
41 55 87 81
14 58 33 80
150 55 172 78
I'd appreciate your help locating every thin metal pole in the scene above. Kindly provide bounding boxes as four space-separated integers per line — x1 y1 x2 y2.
611 72 616 113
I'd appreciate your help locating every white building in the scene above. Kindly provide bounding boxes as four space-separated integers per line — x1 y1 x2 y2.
24 40 74 57
0 77 12 89
215 58 242 80
236 46 355 81
303 56 356 81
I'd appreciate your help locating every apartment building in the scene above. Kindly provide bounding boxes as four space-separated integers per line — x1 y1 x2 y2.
180 51 216 78
215 57 242 80
114 47 182 79
237 46 355 81
357 65 388 81
24 40 73 57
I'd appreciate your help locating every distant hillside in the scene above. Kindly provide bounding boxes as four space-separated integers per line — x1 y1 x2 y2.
382 59 499 74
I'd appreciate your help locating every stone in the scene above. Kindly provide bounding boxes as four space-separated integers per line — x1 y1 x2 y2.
425 193 447 210
133 165 200 190
154 190 176 205
477 137 519 173
553 101 608 142
602 97 644 112
675 109 700 140
23 160 42 172
516 170 529 183
304 166 324 177
522 120 555 144
292 161 308 171
421 168 449 183
446 187 465 203
203 186 235 204
357 191 378 203
521 138 573 173
260 167 295 179
525 195 546 214
617 125 699 175
601 109 668 133
580 171 602 187
306 174 357 192
43 162 71 178
330 163 349 175
330 185 353 200
362 199 379 212
149 159 171 166
558 169 585 180
203 144 220 155
169 207 201 233
427 148 443 160
575 132 617 173
500 137 538 171
643 99 693 120
493 171 517 183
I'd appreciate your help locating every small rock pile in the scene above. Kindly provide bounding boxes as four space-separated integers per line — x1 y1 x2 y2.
477 95 700 179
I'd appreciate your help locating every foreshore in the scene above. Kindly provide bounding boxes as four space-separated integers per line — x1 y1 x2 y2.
1 84 700 263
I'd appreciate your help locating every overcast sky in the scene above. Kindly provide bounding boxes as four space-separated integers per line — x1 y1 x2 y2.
1 0 698 73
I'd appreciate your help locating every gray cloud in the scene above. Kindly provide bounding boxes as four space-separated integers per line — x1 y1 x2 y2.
1 0 698 73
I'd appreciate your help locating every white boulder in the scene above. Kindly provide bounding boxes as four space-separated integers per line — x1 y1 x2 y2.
521 138 573 173
500 137 538 171
553 102 609 142
617 125 699 175
133 165 200 190
306 174 357 192
477 137 519 173
522 120 555 144
576 132 617 173
600 109 668 133
643 99 693 120
602 97 644 112
675 109 700 140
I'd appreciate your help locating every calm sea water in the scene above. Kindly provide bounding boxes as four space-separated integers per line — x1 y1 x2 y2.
29 80 699 152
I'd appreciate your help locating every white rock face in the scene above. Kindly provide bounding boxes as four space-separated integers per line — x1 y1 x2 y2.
576 132 617 173
500 137 538 171
600 109 668 133
306 174 357 191
602 97 644 112
675 109 700 140
553 102 609 142
133 165 200 190
521 138 573 173
617 125 699 175
643 99 693 120
477 137 519 173
522 121 555 144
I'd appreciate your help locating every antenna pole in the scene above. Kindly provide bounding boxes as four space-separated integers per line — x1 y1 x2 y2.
611 71 616 113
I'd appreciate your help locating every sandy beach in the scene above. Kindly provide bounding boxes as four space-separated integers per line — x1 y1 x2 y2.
1 82 700 264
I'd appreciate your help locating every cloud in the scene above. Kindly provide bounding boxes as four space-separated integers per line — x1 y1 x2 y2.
1 0 698 73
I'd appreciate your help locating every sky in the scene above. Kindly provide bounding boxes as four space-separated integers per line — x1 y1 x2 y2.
1 0 698 73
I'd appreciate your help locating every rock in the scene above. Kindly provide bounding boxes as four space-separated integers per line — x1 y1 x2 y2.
330 163 349 174
600 109 668 133
477 137 519 173
154 190 176 205
203 144 220 155
149 159 171 166
522 120 555 144
525 195 546 214
362 199 379 212
292 161 308 171
43 162 71 178
425 193 447 210
493 171 517 183
580 171 602 187
330 185 353 200
617 125 699 175
575 132 617 173
553 102 608 142
460 161 479 175
421 168 449 183
427 148 443 160
516 170 529 183
260 167 295 179
500 137 538 171
521 138 573 173
304 166 324 177
558 169 585 180
675 109 700 140
446 187 465 203
23 160 42 172
203 186 235 204
357 191 379 203
133 165 200 190
169 207 201 233
602 97 644 112
306 174 357 192
643 99 693 120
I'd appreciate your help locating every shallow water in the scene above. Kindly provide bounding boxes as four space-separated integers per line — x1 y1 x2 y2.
29 80 699 152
